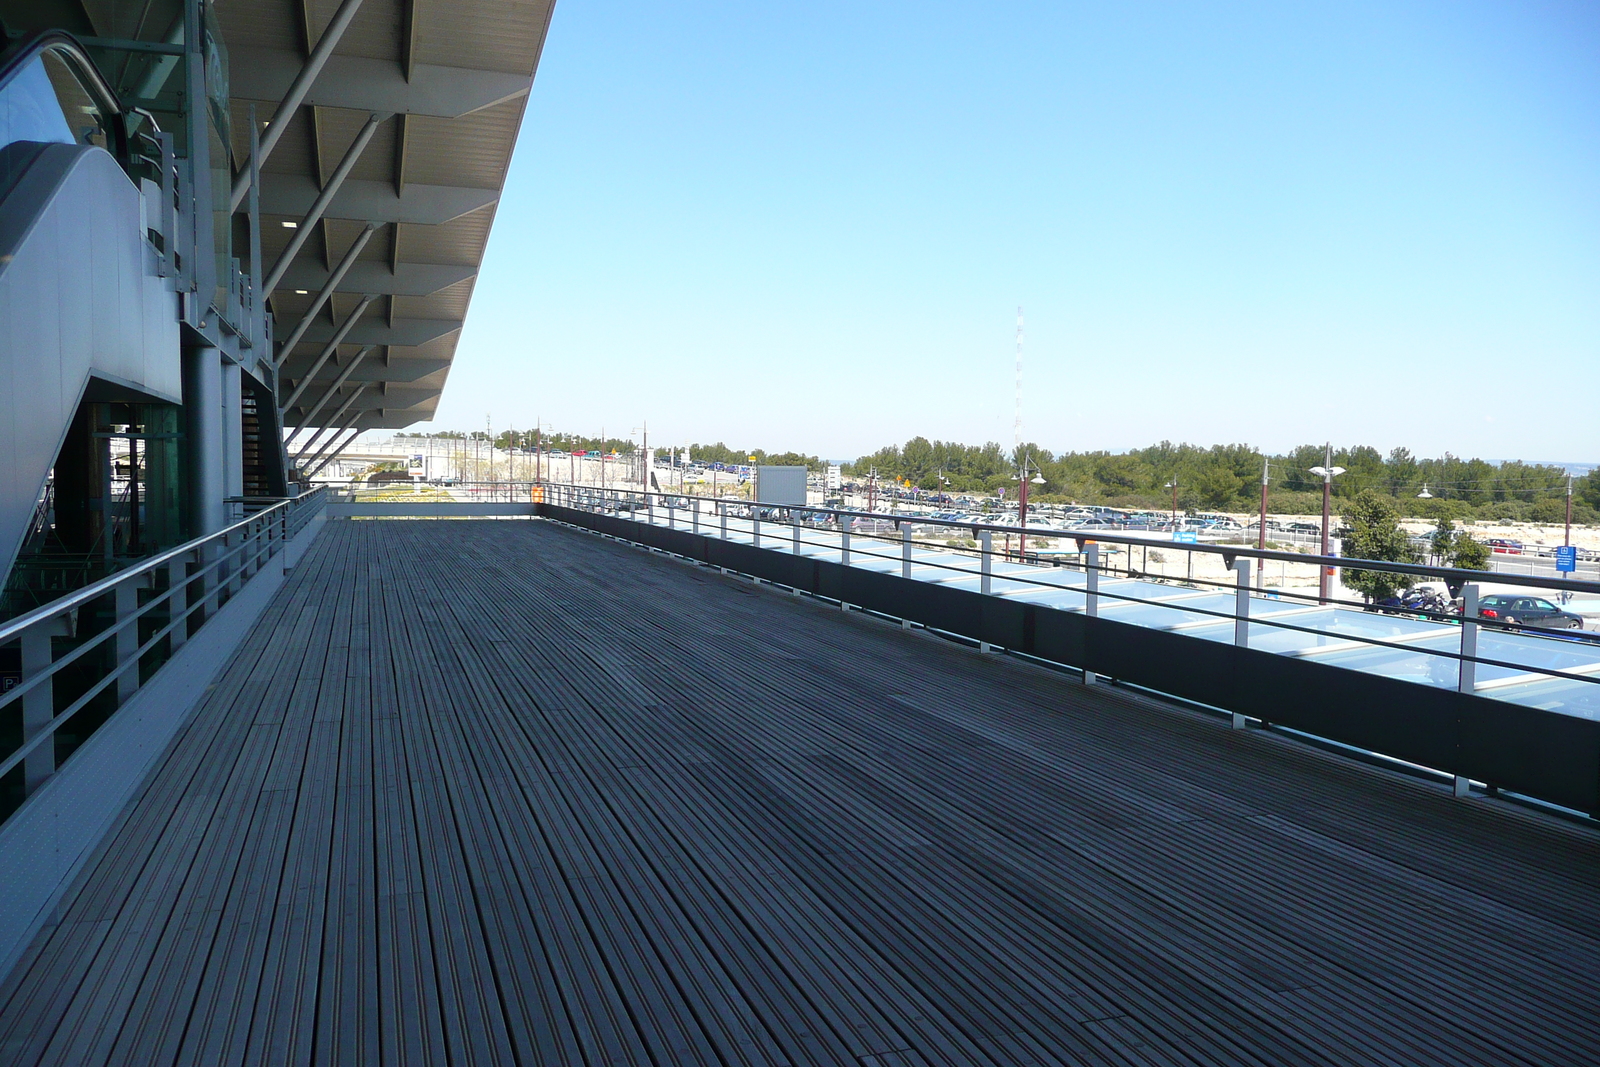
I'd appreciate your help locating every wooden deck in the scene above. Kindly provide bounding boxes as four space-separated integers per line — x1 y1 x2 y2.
2 517 1598 1066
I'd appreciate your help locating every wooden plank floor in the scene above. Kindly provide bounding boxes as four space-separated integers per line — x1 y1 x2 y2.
3 517 1599 1066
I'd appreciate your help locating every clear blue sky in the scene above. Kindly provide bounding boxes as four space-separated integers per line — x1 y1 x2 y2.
432 0 1600 463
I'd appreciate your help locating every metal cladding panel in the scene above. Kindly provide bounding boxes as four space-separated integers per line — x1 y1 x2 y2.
540 504 1600 816
0 143 181 584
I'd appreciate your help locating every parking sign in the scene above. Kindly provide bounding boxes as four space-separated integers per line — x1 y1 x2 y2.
1555 545 1577 573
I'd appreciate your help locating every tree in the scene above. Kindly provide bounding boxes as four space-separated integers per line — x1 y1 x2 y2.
1192 465 1242 509
1449 534 1490 573
1577 470 1600 512
1340 490 1418 602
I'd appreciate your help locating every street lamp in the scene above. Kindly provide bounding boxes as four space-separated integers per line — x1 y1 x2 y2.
1308 443 1347 604
1164 480 1178 526
1416 483 1432 499
1566 475 1573 548
1012 453 1046 558
1256 459 1270 589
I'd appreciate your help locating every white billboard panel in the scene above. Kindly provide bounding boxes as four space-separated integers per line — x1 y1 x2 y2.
754 466 807 506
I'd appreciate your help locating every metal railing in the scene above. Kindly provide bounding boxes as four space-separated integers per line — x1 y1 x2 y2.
537 483 1600 706
0 489 325 818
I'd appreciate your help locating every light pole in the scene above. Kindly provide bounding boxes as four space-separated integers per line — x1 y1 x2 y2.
1566 475 1573 548
1256 458 1270 588
632 422 649 493
1012 452 1046 560
1309 443 1347 604
1165 480 1178 527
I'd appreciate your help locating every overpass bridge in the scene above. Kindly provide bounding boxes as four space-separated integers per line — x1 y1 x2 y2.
2 495 1598 1065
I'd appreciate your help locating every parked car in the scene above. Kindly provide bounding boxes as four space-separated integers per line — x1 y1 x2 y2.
1486 538 1524 555
1476 594 1583 631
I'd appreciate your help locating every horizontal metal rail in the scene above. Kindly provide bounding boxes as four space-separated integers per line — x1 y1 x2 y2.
0 489 325 808
535 483 1600 698
531 483 1600 814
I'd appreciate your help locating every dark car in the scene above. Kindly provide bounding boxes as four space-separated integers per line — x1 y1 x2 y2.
1476 594 1583 631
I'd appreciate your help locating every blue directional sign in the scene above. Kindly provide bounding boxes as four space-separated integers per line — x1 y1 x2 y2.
1555 545 1578 573
1172 531 1198 544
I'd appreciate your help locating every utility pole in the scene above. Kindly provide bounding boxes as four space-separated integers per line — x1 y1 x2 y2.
1566 474 1574 547
1309 443 1346 604
1013 305 1023 462
1257 456 1270 589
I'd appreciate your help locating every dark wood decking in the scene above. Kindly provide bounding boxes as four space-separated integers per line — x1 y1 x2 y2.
2 518 1599 1066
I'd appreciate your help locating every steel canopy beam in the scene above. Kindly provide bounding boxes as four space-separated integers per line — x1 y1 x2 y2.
273 222 377 365
293 345 375 428
230 0 368 212
228 48 532 119
274 261 475 299
262 113 387 293
259 177 497 227
293 315 462 349
304 424 365 479
280 297 376 411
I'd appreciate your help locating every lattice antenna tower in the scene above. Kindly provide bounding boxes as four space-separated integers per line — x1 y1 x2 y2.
1013 306 1024 461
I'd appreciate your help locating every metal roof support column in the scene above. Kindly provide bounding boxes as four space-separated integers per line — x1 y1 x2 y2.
292 345 374 427
247 103 264 348
291 423 342 465
280 296 375 410
292 383 369 467
305 424 365 479
273 222 377 365
297 423 351 470
262 113 387 292
229 0 369 212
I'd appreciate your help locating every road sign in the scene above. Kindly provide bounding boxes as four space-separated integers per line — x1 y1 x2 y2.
1555 545 1578 573
1173 531 1198 544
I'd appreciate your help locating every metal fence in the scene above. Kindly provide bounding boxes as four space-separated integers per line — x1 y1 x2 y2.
531 482 1600 814
0 489 325 820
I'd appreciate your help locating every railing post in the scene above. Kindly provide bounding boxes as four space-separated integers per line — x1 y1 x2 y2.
753 509 761 549
20 622 54 794
978 529 994 652
668 496 675 530
1083 543 1100 685
901 523 913 628
197 541 220 622
227 528 244 595
114 580 140 704
1233 559 1251 648
792 511 801 554
1458 583 1479 696
1454 582 1480 797
980 530 992 596
692 499 699 534
1231 559 1252 727
839 514 852 611
167 556 189 650
281 507 294 573
1085 544 1099 618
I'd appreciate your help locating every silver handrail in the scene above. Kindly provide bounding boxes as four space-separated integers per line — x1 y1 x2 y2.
0 489 325 804
538 482 1600 697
